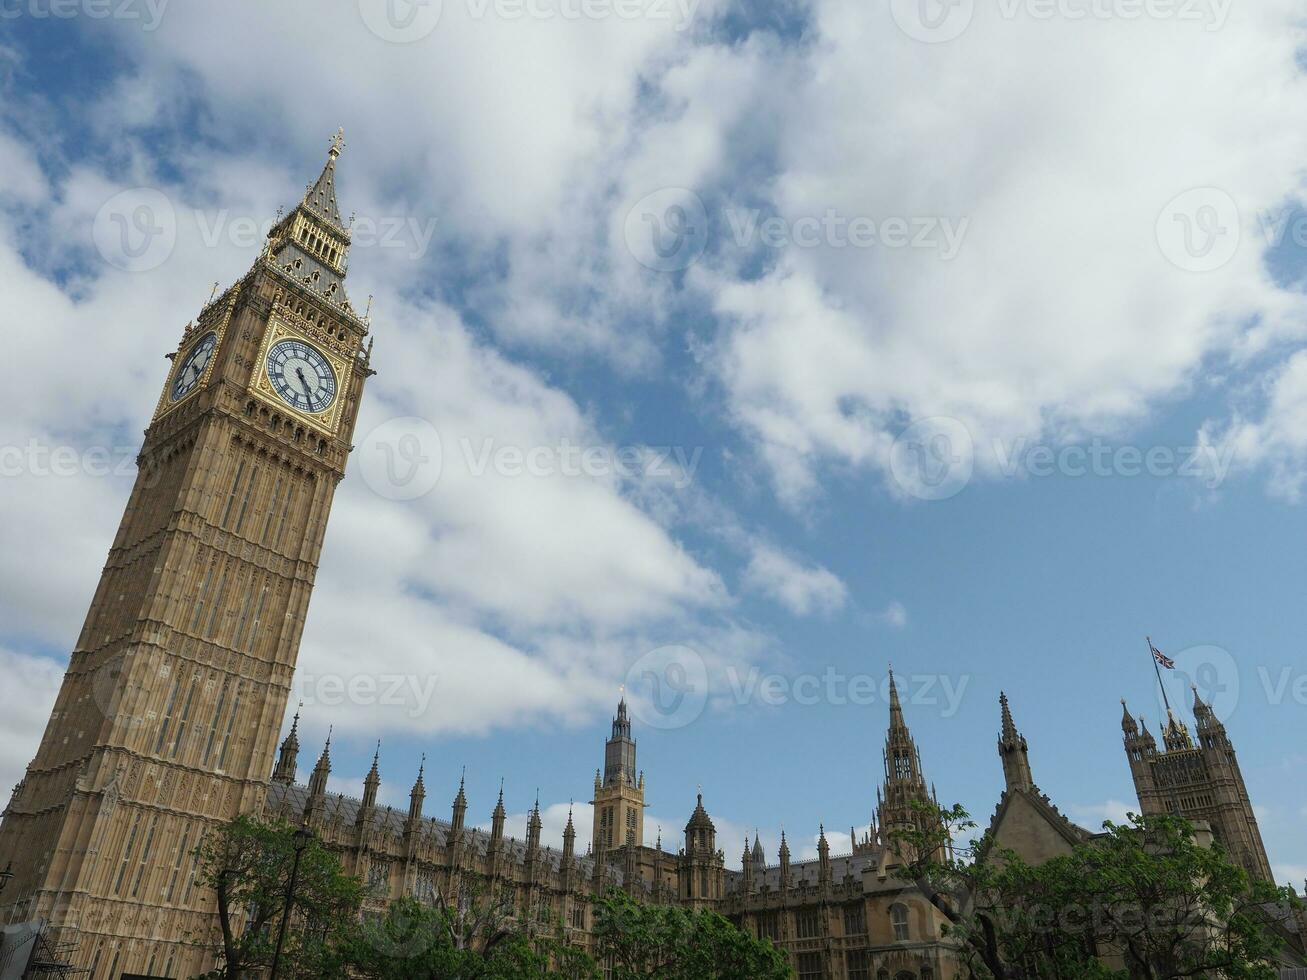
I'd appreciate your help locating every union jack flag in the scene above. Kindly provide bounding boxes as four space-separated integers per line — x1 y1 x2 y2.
1149 638 1175 670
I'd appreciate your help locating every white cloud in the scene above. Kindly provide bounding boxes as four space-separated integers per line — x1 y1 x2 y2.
1200 350 1307 501
879 601 907 629
0 649 64 800
1068 799 1135 829
693 1 1307 506
741 542 846 616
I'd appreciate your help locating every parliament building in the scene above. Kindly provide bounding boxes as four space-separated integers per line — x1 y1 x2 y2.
0 136 1298 980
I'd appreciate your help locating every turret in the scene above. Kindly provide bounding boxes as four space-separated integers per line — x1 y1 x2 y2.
741 835 754 892
359 743 380 821
305 730 331 822
778 830 791 889
878 668 947 863
1162 709 1193 751
450 769 468 838
998 692 1034 793
818 824 831 886
490 782 506 848
563 804 577 862
406 756 426 829
272 705 301 785
527 794 543 854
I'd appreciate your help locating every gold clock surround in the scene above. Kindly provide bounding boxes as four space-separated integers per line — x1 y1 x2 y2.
249 307 354 435
151 298 235 422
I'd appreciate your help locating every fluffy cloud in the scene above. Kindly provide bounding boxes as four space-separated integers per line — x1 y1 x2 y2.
696 1 1307 505
1200 350 1307 501
742 542 846 616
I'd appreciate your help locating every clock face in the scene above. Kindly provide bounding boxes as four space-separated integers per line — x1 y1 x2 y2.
170 332 218 402
266 338 337 415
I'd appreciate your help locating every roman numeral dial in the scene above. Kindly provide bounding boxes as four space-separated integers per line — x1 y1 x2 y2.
266 339 337 414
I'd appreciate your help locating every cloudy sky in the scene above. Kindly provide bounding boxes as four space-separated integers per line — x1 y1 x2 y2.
2 0 1306 882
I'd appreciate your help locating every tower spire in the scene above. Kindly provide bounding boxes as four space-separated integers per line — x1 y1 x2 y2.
272 702 302 785
997 691 1034 793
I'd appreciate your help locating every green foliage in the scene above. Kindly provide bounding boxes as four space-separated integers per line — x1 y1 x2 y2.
193 814 362 979
891 802 1302 980
592 890 793 980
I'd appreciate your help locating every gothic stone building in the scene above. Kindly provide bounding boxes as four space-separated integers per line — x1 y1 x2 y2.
258 679 960 980
0 136 1293 980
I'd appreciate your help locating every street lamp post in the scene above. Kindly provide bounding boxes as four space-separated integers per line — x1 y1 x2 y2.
270 823 314 980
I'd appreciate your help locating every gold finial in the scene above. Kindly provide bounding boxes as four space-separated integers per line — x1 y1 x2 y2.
207 281 219 304
329 127 345 160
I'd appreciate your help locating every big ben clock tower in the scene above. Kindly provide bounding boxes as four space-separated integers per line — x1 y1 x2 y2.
0 130 374 978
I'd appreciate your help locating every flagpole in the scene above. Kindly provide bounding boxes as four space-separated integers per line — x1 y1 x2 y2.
1147 636 1171 713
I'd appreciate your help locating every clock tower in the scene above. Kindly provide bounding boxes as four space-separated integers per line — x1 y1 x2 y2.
0 130 373 979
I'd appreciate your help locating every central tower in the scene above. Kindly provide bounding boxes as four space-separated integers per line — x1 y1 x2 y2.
591 696 645 857
0 131 374 979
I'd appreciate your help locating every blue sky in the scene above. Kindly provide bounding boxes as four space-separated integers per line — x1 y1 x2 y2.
1 1 1306 884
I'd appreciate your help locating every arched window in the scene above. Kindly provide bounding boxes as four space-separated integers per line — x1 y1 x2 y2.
921 967 934 980
890 903 910 941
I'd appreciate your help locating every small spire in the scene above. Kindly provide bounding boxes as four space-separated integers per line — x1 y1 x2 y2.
999 690 1019 741
328 126 345 160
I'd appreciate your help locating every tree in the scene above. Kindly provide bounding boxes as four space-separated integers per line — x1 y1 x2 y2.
193 815 361 979
891 802 1302 979
592 891 792 979
332 888 600 979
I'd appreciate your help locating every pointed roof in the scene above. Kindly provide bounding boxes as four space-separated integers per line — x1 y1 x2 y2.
751 833 766 864
778 828 791 862
1121 698 1138 734
302 127 348 233
887 665 905 728
364 742 381 786
686 792 715 831
454 768 467 808
411 755 426 795
283 704 302 751
999 691 1019 742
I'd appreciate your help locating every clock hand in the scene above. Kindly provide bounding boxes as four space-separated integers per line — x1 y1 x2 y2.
295 366 314 394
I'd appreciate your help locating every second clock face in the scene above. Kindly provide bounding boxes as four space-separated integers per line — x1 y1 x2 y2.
266 338 337 415
171 332 218 402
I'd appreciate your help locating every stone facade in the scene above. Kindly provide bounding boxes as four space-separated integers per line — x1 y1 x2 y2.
258 684 962 980
1122 691 1274 883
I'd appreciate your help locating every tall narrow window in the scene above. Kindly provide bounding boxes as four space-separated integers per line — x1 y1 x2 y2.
169 675 200 759
165 827 192 902
216 686 242 770
130 814 161 897
205 564 232 637
219 460 246 527
153 678 181 754
188 562 217 633
261 478 284 543
232 466 261 534
203 679 230 765
891 904 910 942
114 812 144 894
